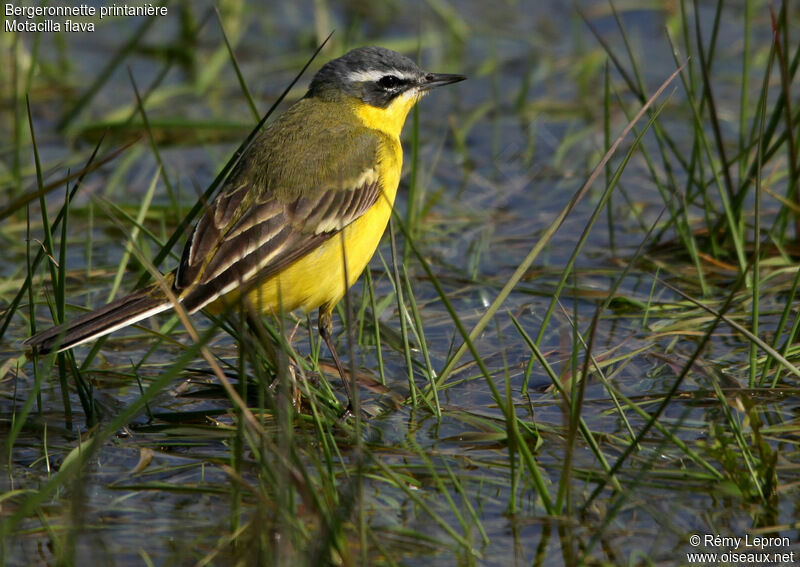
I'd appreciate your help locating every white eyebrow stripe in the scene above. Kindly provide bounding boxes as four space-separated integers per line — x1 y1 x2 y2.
345 68 418 83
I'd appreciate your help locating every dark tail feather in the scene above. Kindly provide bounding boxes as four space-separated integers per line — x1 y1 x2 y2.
24 279 174 354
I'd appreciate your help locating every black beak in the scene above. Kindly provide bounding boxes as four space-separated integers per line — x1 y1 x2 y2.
419 72 467 91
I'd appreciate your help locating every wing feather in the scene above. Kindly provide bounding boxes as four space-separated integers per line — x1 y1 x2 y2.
175 106 385 313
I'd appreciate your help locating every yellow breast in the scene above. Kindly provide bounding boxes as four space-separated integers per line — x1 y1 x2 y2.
238 136 401 315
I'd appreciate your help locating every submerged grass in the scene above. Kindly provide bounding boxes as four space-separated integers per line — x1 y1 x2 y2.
2 1 800 565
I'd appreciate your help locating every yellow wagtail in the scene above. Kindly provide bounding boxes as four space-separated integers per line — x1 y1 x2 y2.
25 46 465 400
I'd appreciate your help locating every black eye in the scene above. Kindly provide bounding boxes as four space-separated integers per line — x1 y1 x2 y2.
378 75 401 89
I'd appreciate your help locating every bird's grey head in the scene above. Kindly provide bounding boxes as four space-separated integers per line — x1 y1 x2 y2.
308 46 450 108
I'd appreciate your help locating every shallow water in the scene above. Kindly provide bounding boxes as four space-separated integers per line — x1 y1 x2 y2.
3 1 800 565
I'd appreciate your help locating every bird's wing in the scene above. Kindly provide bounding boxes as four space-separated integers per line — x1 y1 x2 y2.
175 123 383 312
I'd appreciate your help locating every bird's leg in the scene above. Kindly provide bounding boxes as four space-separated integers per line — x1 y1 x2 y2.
318 308 354 414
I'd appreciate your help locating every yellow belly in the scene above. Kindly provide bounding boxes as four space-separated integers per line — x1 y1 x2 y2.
210 140 401 316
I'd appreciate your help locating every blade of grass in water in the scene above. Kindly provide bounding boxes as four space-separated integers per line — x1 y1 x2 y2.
127 69 178 211
364 268 386 385
772 3 799 239
388 219 421 408
56 0 171 131
107 168 160 303
510 315 623 494
581 269 748 511
436 62 686 389
533 94 673 347
391 208 555 514
215 5 260 122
